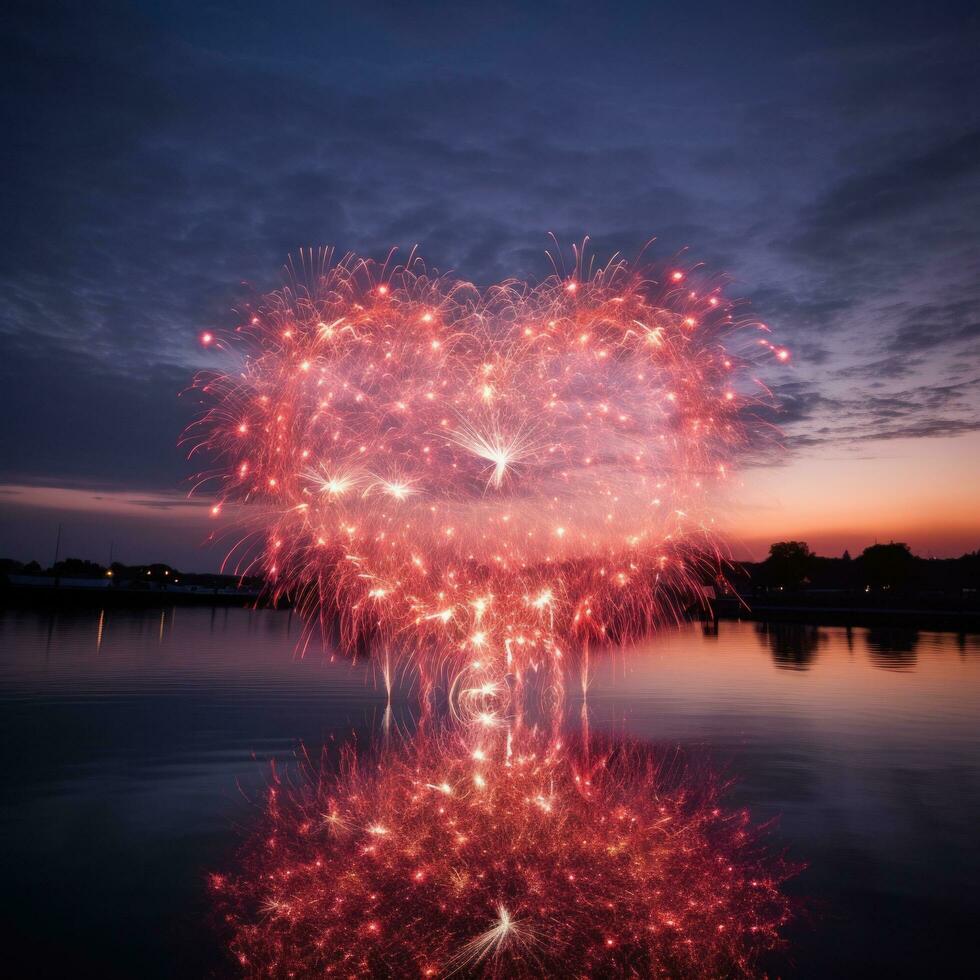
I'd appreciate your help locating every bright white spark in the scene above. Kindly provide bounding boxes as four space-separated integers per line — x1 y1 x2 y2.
446 417 539 489
366 474 422 501
304 464 365 498
444 905 537 975
531 588 553 610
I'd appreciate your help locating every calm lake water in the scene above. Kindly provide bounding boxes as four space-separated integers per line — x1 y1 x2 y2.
1 606 978 977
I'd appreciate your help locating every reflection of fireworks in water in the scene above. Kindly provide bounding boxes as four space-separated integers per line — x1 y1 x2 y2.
188 245 784 687
196 245 798 976
211 725 796 978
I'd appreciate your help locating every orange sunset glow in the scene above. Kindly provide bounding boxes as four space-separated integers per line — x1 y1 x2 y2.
733 432 980 558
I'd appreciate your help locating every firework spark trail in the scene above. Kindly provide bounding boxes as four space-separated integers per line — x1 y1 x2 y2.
187 245 784 692
211 722 797 978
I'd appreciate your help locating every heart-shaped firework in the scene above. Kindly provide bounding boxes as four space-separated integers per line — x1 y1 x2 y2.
189 248 783 684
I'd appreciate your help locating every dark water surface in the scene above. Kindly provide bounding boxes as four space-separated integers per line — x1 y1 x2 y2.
1 607 978 977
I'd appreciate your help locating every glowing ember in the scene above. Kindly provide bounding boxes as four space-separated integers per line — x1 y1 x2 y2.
211 726 796 977
188 247 782 684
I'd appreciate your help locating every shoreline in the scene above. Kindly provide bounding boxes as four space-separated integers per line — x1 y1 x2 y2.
710 597 979 633
3 584 977 632
0 584 271 609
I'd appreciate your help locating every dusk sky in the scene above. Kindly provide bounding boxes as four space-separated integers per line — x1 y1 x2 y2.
2 0 978 570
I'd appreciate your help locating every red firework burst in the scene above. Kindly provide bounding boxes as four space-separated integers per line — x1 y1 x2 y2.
187 245 783 689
